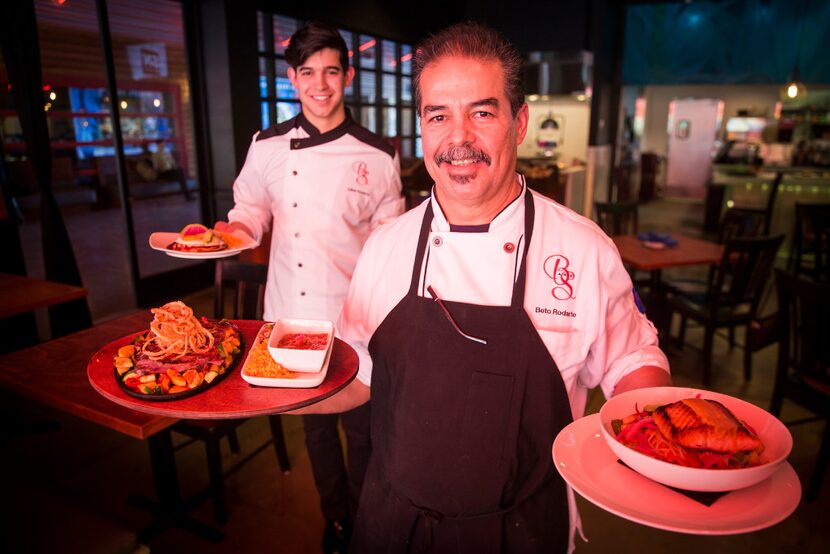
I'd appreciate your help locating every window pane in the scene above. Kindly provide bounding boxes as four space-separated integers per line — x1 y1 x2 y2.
261 102 270 129
275 60 296 99
382 74 396 106
257 12 265 51
401 77 412 105
416 137 423 158
401 139 413 158
360 107 377 133
401 44 413 75
359 34 377 69
382 107 397 137
401 108 413 136
381 40 397 72
277 101 300 123
274 16 298 55
340 29 353 62
259 58 268 98
360 71 376 103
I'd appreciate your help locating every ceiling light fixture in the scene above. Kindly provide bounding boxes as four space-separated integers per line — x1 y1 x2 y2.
780 0 809 102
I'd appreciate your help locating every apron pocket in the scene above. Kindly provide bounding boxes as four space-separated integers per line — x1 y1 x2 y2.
460 370 514 471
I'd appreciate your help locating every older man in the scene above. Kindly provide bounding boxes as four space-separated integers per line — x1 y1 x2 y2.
298 22 671 553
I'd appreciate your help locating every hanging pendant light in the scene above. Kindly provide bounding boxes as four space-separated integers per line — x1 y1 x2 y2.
781 66 807 102
780 0 809 102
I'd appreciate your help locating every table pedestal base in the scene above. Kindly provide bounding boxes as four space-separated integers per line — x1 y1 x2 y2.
129 429 224 544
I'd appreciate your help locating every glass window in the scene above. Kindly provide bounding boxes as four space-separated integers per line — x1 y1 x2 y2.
340 29 353 58
401 45 413 75
401 77 412 105
275 60 296 99
401 108 413 136
383 107 397 137
261 102 270 129
381 40 397 72
401 139 413 158
358 34 377 69
416 137 423 158
382 74 396 106
274 16 298 55
360 71 376 103
277 101 300 123
360 107 377 133
257 12 265 52
259 58 269 97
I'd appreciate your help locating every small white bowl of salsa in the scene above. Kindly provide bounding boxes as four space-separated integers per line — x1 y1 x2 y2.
267 318 334 372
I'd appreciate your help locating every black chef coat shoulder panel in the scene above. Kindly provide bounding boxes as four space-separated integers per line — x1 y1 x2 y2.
347 124 396 159
255 117 297 141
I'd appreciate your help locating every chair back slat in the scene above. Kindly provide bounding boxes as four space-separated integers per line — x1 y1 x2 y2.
711 235 783 307
594 201 639 236
214 260 268 320
774 269 830 386
717 207 766 243
792 203 830 283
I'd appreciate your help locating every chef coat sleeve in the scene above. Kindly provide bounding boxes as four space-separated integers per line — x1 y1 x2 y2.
585 249 670 399
370 152 405 227
336 238 380 387
226 133 272 243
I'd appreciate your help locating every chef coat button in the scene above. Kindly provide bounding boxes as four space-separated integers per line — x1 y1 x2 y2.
432 236 443 247
297 262 303 268
503 242 515 253
294 232 300 238
300 291 306 296
292 170 298 176
292 202 298 208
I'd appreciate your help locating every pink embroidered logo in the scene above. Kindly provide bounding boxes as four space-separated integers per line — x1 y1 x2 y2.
543 255 575 300
353 161 369 185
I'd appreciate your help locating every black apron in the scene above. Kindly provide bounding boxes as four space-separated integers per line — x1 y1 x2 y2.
352 190 573 553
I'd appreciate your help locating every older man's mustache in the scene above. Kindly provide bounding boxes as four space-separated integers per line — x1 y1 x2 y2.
434 145 491 166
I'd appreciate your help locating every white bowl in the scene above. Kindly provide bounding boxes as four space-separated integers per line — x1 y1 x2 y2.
599 386 792 492
267 318 334 373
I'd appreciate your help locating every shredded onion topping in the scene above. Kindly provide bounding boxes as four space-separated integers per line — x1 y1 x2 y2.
141 301 215 361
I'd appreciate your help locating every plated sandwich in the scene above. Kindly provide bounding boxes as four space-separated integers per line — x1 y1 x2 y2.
167 223 228 253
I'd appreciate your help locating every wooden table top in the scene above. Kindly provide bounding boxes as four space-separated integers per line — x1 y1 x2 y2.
0 311 176 439
612 234 724 271
88 320 359 419
0 272 88 319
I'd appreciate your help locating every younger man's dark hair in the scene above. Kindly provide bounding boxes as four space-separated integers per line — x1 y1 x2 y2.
285 21 350 71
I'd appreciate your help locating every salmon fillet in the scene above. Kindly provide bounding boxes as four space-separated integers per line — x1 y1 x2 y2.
652 398 761 453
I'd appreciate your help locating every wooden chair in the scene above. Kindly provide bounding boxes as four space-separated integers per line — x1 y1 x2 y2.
666 235 784 385
717 207 766 244
770 269 830 500
594 201 639 236
171 260 290 524
788 203 830 283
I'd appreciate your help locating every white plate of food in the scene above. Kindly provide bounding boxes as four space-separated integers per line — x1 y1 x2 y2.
552 413 800 535
240 323 331 388
599 387 792 492
149 224 257 259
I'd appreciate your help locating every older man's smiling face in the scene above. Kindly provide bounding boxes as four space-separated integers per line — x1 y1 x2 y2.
419 55 528 224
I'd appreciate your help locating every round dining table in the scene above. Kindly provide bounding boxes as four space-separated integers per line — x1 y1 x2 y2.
87 319 359 419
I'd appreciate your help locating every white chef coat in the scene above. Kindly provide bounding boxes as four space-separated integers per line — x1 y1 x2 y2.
227 112 404 323
338 175 669 420
338 174 669 553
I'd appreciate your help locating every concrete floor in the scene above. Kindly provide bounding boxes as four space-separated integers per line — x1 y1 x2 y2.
3 196 829 553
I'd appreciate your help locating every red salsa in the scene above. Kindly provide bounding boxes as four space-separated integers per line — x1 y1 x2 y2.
277 332 329 350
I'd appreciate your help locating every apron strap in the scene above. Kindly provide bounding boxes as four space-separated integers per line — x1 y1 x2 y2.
409 200 435 295
510 186 535 308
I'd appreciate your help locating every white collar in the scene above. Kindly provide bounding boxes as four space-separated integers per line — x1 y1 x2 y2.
429 173 526 233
